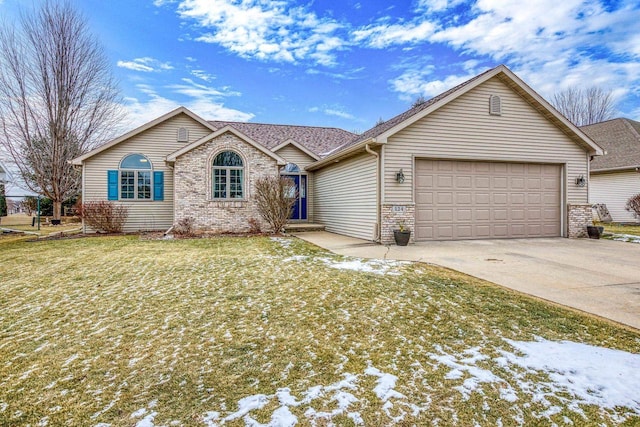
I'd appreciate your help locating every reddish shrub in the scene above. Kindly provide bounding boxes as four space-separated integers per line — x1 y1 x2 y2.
77 201 128 233
626 194 640 219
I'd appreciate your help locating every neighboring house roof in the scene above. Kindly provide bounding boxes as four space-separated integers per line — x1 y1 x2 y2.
308 64 604 170
581 118 640 172
208 121 356 157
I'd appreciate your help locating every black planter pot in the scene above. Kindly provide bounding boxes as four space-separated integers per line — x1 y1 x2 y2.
586 225 602 239
393 230 411 246
51 219 61 226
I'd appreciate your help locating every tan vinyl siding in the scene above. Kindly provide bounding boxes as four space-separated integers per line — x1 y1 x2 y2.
314 153 377 240
275 144 317 221
384 77 587 205
83 113 213 232
274 145 316 169
591 171 640 223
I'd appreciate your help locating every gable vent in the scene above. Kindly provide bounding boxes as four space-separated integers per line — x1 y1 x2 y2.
177 127 189 142
489 95 502 116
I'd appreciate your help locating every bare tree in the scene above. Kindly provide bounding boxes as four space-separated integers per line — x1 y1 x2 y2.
0 1 122 222
551 86 616 126
254 176 297 233
411 95 428 108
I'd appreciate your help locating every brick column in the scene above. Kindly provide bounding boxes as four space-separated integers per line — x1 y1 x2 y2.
381 204 415 245
567 204 593 238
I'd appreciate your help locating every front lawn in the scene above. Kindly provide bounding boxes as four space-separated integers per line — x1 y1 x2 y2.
599 223 640 243
1 236 639 426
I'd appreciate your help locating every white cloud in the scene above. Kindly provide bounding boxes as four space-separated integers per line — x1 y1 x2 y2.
122 81 253 129
117 57 174 73
190 69 215 82
309 105 355 120
370 0 640 112
173 0 347 66
415 0 466 13
352 20 436 48
390 67 478 100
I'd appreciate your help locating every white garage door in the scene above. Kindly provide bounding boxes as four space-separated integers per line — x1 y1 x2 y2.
415 159 561 241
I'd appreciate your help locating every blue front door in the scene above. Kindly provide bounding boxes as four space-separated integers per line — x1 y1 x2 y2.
285 174 307 220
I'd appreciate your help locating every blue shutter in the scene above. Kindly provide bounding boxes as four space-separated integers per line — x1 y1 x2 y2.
107 170 118 200
153 171 164 201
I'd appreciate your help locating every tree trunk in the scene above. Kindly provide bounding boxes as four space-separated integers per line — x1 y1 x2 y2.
53 200 62 221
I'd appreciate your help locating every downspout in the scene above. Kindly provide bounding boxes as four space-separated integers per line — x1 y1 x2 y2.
365 143 381 242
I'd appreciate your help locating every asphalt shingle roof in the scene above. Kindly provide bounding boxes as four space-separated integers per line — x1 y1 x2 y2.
208 121 357 158
581 118 640 171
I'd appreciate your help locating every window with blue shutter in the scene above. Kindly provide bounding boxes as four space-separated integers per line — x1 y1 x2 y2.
115 154 156 200
153 171 164 201
107 170 118 200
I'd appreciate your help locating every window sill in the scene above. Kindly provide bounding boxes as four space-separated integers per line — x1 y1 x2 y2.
210 199 247 207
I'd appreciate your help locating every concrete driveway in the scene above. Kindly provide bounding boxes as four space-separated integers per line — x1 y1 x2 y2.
293 232 640 330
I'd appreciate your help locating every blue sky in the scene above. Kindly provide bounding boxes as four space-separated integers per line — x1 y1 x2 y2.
0 0 639 134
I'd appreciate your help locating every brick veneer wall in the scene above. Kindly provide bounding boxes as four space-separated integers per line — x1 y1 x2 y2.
381 203 415 245
173 132 279 232
567 204 593 238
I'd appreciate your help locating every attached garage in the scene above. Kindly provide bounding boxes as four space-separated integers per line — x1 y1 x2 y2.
414 159 562 240
307 65 604 244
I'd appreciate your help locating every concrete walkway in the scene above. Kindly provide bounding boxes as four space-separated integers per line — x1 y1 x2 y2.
293 231 640 330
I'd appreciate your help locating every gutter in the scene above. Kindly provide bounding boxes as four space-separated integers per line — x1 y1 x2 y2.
591 165 640 174
365 143 381 243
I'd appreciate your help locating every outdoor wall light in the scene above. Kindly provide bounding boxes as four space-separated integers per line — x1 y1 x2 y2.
396 169 405 183
575 175 586 187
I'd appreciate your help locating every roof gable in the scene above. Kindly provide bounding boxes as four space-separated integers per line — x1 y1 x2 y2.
582 118 640 171
272 139 321 161
166 125 286 165
331 65 603 158
71 107 216 165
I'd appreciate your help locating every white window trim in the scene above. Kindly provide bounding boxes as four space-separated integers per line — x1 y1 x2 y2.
119 154 154 201
210 150 246 201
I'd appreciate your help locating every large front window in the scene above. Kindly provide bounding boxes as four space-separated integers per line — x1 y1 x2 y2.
212 151 244 199
120 154 152 200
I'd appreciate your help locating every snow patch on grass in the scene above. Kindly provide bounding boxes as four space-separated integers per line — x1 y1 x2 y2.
498 339 640 414
199 367 410 426
431 339 640 422
321 257 409 275
609 233 640 243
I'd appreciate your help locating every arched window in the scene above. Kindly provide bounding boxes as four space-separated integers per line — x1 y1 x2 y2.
120 154 152 199
212 151 244 199
281 162 300 173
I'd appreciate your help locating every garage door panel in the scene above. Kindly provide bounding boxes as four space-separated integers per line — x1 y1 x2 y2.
416 159 561 241
416 175 434 187
416 191 433 204
456 176 473 187
494 209 508 220
457 193 472 203
437 192 453 204
456 209 473 221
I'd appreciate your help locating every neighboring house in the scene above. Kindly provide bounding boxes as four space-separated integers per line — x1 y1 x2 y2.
72 65 603 243
581 118 640 223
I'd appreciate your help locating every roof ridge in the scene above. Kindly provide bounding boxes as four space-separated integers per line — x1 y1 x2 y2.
208 120 355 133
621 118 640 140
